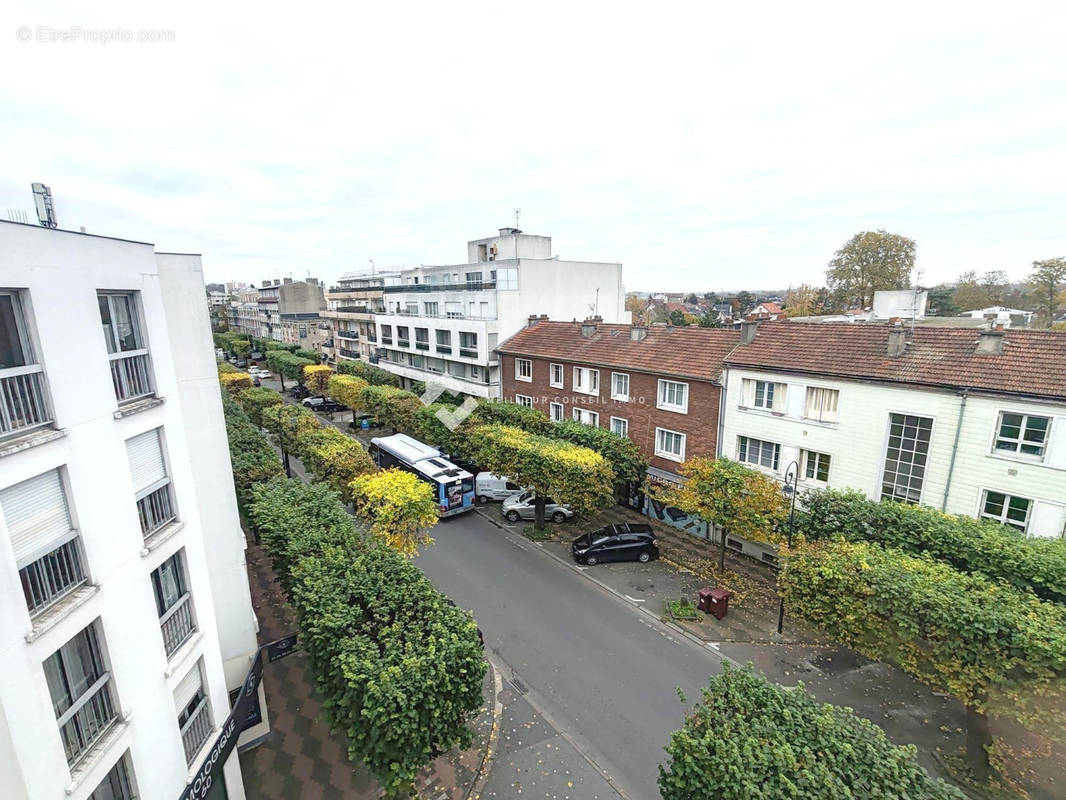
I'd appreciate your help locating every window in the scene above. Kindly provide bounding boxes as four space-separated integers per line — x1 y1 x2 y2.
396 326 410 346
741 378 785 412
655 428 686 461
465 271 482 285
549 363 564 388
573 367 600 396
611 372 630 401
445 302 462 318
881 413 933 504
459 331 478 357
469 365 482 380
44 622 117 765
610 417 629 437
573 407 599 426
424 302 439 316
515 358 532 382
550 402 564 422
99 292 153 403
176 661 212 765
496 268 518 290
152 551 196 658
435 329 451 353
3 468 86 615
981 490 1032 532
515 394 533 408
126 428 176 538
657 380 689 413
404 302 418 315
737 435 781 471
802 450 831 483
415 327 429 350
380 324 393 345
410 354 424 369
88 752 137 800
994 412 1050 458
0 290 52 438
805 386 840 422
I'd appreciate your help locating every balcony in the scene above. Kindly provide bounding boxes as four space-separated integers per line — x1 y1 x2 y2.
415 341 429 351
397 339 410 349
337 330 359 340
436 345 452 355
160 593 196 657
58 676 117 765
20 539 86 616
338 348 360 359
459 348 478 359
0 365 52 438
383 280 496 294
110 353 153 404
180 696 212 764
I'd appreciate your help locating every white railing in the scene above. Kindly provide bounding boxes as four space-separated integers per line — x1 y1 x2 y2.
0 365 52 437
137 484 175 538
109 351 153 403
180 697 212 764
57 675 116 765
160 593 196 657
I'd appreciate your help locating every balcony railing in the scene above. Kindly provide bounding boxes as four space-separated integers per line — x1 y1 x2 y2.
137 485 175 538
459 348 478 358
383 280 495 294
415 341 429 350
380 337 392 345
58 675 117 765
396 339 410 349
160 593 196 657
337 330 359 340
20 538 86 616
0 365 52 438
338 348 360 359
110 352 153 403
181 697 212 764
436 345 452 354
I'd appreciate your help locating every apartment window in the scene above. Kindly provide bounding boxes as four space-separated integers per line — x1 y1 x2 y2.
611 372 630 401
415 327 429 350
741 378 784 412
994 412 1050 458
405 302 418 315
99 292 153 403
802 450 831 483
881 413 933 504
655 428 686 461
465 271 482 285
459 331 478 357
515 358 532 382
549 402 564 422
445 302 462 318
435 330 451 354
657 379 689 413
980 490 1032 532
804 386 840 423
88 752 137 800
176 661 212 765
424 302 439 316
380 324 393 345
44 622 117 765
0 290 53 438
496 268 518 290
3 468 86 615
127 428 176 538
410 355 424 369
515 394 533 408
152 551 196 658
396 326 410 347
610 416 629 438
549 363 564 388
573 407 600 426
573 367 600 396
737 435 781 471
469 365 482 380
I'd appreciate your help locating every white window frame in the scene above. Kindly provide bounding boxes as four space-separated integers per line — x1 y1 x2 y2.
737 435 781 472
801 449 831 484
549 363 564 388
979 490 1032 532
657 379 688 413
880 412 934 505
655 427 686 462
992 411 1051 460
610 416 629 438
610 372 630 401
803 386 840 423
573 407 599 426
573 367 600 396
549 402 564 422
515 358 533 382
753 380 776 410
515 394 533 408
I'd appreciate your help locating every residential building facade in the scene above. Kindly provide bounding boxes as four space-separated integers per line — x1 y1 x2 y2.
255 277 325 342
0 221 265 800
320 269 398 365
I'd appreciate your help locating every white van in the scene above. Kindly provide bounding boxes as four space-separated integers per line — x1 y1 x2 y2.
475 472 523 503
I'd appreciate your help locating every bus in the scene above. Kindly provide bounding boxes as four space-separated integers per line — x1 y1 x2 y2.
368 433 475 517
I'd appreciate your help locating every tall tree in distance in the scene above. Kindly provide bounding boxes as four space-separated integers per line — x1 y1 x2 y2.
980 270 1009 305
826 230 915 309
1028 257 1066 326
951 270 986 311
784 284 822 317
925 284 960 316
625 295 651 325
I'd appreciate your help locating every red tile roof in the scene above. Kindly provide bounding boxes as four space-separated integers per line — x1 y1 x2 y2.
498 321 740 382
725 322 1066 401
756 302 783 315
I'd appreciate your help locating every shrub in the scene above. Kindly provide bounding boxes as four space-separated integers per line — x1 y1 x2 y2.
217 361 239 374
298 427 375 504
219 371 252 396
238 387 284 427
359 385 422 433
550 419 647 485
349 468 439 556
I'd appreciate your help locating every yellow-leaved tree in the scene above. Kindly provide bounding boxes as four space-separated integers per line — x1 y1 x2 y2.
219 371 252 396
303 364 333 396
299 427 375 503
328 374 368 424
349 468 439 556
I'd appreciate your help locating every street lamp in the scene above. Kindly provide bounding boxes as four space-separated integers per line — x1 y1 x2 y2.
776 459 800 635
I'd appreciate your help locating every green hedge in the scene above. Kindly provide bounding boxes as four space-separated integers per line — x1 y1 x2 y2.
467 399 553 435
359 385 421 433
220 392 282 506
659 664 964 800
551 419 647 485
796 489 1066 604
336 359 401 387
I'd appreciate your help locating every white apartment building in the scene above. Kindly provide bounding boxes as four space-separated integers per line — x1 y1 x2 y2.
0 221 265 800
320 269 400 365
720 322 1066 539
370 228 625 397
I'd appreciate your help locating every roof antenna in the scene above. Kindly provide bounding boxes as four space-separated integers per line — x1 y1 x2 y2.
369 258 375 276
32 183 57 228
514 207 521 230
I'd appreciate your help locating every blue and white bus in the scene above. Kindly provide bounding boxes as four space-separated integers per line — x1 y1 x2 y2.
368 433 475 517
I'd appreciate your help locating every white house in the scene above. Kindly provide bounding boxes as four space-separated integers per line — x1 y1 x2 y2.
720 321 1066 539
0 221 265 800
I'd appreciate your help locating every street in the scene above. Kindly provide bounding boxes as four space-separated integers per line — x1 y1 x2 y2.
415 510 725 800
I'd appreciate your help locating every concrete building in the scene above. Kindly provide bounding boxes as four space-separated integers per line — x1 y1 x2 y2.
254 278 325 342
320 269 400 365
372 228 625 397
0 221 265 800
959 305 1034 328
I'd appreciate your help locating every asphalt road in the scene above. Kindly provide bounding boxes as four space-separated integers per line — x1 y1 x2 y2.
414 511 726 800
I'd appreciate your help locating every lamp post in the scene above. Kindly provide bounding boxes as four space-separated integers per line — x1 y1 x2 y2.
282 411 298 478
776 459 800 635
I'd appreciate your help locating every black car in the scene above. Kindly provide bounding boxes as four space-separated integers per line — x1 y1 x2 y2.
572 523 658 566
288 384 312 399
303 396 345 413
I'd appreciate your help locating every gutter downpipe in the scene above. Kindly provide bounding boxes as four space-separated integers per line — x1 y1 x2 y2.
941 389 968 512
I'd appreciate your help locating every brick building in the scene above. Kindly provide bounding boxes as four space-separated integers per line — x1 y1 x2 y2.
498 317 740 482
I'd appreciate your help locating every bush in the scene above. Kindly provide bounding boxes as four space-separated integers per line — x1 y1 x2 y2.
796 489 1066 604
359 385 421 433
551 419 647 485
336 359 401 387
219 372 252 396
659 664 964 800
238 387 284 427
217 361 239 374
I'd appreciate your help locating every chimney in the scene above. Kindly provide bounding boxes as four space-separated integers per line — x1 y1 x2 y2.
976 329 1005 355
887 328 908 358
580 320 597 338
630 326 648 341
527 314 540 329
740 320 759 344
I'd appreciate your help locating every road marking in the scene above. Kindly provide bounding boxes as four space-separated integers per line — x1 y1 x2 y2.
706 642 721 651
623 595 645 604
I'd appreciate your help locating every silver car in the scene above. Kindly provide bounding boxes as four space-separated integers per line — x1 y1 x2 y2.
502 492 575 524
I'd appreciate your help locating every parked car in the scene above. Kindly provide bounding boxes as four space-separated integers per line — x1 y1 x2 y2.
571 524 658 566
235 359 247 368
252 376 262 387
475 472 523 504
289 384 311 399
250 367 273 379
502 492 574 523
303 396 345 413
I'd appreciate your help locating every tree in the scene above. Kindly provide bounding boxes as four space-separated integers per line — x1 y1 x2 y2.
358 385 422 433
655 457 787 569
668 309 687 326
980 270 1009 305
952 270 989 311
237 386 284 427
684 293 699 305
625 295 651 325
219 372 252 396
464 399 553 435
1029 257 1066 326
926 284 960 316
298 427 375 504
735 291 755 315
696 308 722 328
336 358 402 387
303 364 333 396
784 284 822 317
414 403 462 453
703 291 719 305
826 230 915 309
261 403 320 476
232 339 251 359
550 419 647 489
349 468 439 556
265 350 314 390
659 664 963 800
327 374 368 424
465 424 614 529
220 391 282 506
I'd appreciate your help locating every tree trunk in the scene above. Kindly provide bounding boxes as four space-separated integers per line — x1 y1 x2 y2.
535 497 546 531
719 525 727 570
965 705 993 783
279 373 286 390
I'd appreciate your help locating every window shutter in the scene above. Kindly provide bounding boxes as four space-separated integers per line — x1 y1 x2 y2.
126 429 168 497
772 383 788 412
174 663 204 710
742 379 756 407
1 469 76 568
1045 418 1066 469
1029 501 1066 539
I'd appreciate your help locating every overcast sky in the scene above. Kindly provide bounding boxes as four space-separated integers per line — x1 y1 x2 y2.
2 2 1064 292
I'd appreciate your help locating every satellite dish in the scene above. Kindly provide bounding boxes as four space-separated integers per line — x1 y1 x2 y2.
32 183 57 228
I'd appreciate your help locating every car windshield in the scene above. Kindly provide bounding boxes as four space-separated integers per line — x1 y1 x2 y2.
517 491 533 503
